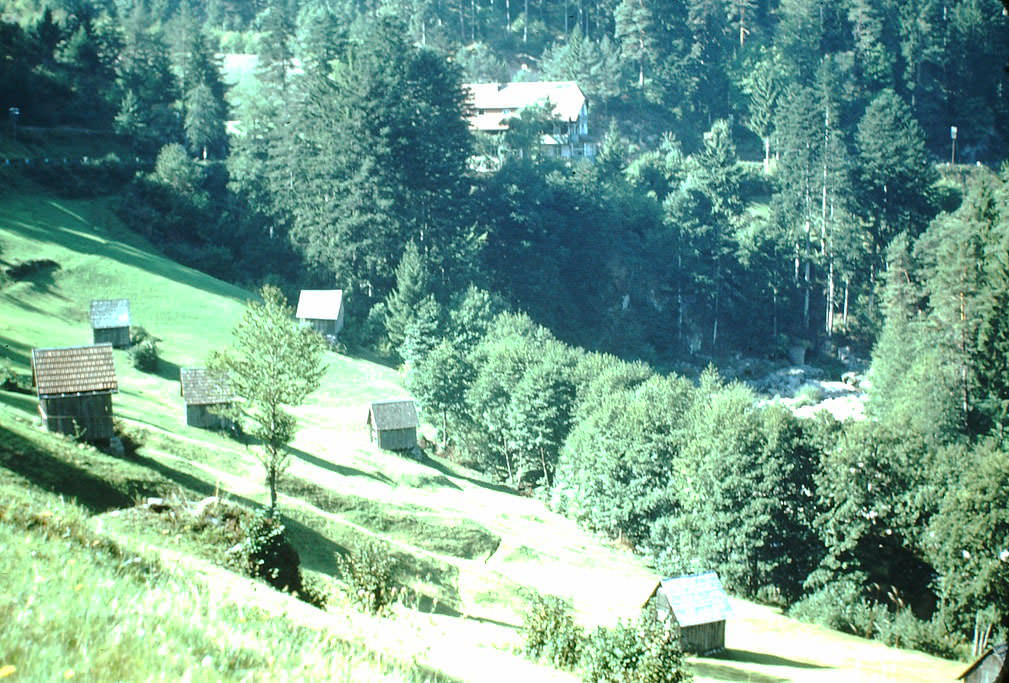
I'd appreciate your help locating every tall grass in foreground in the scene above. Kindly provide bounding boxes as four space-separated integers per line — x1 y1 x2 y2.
0 485 444 682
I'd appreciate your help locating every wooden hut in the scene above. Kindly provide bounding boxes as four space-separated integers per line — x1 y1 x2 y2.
959 644 1007 683
643 571 732 654
367 399 418 451
31 343 118 442
295 290 344 338
179 367 233 430
90 298 131 348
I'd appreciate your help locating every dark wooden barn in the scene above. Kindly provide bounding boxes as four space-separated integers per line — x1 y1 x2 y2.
31 344 118 442
643 571 732 654
960 644 1008 683
179 367 233 429
295 290 344 338
90 298 131 348
367 399 418 451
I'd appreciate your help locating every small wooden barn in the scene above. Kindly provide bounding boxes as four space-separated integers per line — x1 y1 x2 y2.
31 343 118 442
643 571 732 654
295 290 344 338
959 644 1007 683
367 399 418 451
90 298 131 348
179 367 233 430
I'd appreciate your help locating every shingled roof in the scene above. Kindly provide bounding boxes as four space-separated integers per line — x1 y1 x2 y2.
32 344 118 397
368 399 418 431
90 299 131 330
179 368 232 406
296 290 343 321
647 572 732 627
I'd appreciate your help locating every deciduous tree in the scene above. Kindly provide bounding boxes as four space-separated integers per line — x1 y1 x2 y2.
208 285 326 514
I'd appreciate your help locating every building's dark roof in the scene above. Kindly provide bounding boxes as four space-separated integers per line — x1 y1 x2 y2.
958 643 1007 680
368 399 418 431
32 344 118 397
180 368 232 406
648 572 732 628
296 290 343 321
89 299 131 330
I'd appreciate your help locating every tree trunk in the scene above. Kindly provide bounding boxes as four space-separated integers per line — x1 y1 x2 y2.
803 220 811 331
763 136 770 173
539 448 551 488
843 279 849 331
268 456 278 514
826 259 835 336
523 0 528 42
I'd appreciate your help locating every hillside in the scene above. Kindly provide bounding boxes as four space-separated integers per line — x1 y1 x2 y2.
0 190 967 681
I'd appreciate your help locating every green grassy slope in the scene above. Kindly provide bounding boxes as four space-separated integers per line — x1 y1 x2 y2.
0 190 966 682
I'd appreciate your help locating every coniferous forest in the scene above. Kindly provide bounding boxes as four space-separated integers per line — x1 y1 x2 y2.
3 0 1009 662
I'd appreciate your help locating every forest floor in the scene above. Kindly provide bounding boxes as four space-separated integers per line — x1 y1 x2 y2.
0 189 962 681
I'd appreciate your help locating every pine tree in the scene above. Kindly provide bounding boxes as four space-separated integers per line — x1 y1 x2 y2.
855 90 937 272
384 241 434 352
975 248 1009 440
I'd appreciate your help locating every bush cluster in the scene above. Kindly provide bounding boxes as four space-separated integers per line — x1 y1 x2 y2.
522 595 584 669
130 338 159 372
522 595 691 681
788 583 967 660
243 510 303 595
336 540 397 615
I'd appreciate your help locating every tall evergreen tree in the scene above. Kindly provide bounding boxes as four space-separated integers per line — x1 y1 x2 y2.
855 89 937 274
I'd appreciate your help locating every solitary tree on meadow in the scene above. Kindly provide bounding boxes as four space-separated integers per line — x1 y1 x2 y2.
208 285 326 514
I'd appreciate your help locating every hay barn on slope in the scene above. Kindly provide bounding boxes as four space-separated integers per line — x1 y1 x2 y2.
644 571 732 654
367 399 418 451
179 368 233 429
959 644 1007 683
296 290 344 338
90 298 131 348
31 344 118 442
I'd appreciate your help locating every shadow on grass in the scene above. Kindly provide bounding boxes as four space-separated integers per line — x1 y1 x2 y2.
288 444 394 485
417 452 515 495
343 346 399 370
0 423 134 512
689 661 788 683
151 357 182 384
129 451 356 580
0 388 36 414
3 204 248 305
0 332 39 367
413 594 520 629
714 649 831 670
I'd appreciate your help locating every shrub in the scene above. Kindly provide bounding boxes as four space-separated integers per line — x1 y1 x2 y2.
635 613 691 682
794 383 825 407
522 594 584 669
580 613 691 683
788 582 886 638
873 608 968 660
298 572 332 610
337 540 397 615
130 338 159 372
581 619 640 682
243 510 303 595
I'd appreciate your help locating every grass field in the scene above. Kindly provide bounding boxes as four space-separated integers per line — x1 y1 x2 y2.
0 188 968 681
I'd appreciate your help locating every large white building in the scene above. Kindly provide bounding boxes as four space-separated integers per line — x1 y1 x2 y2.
462 81 596 160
